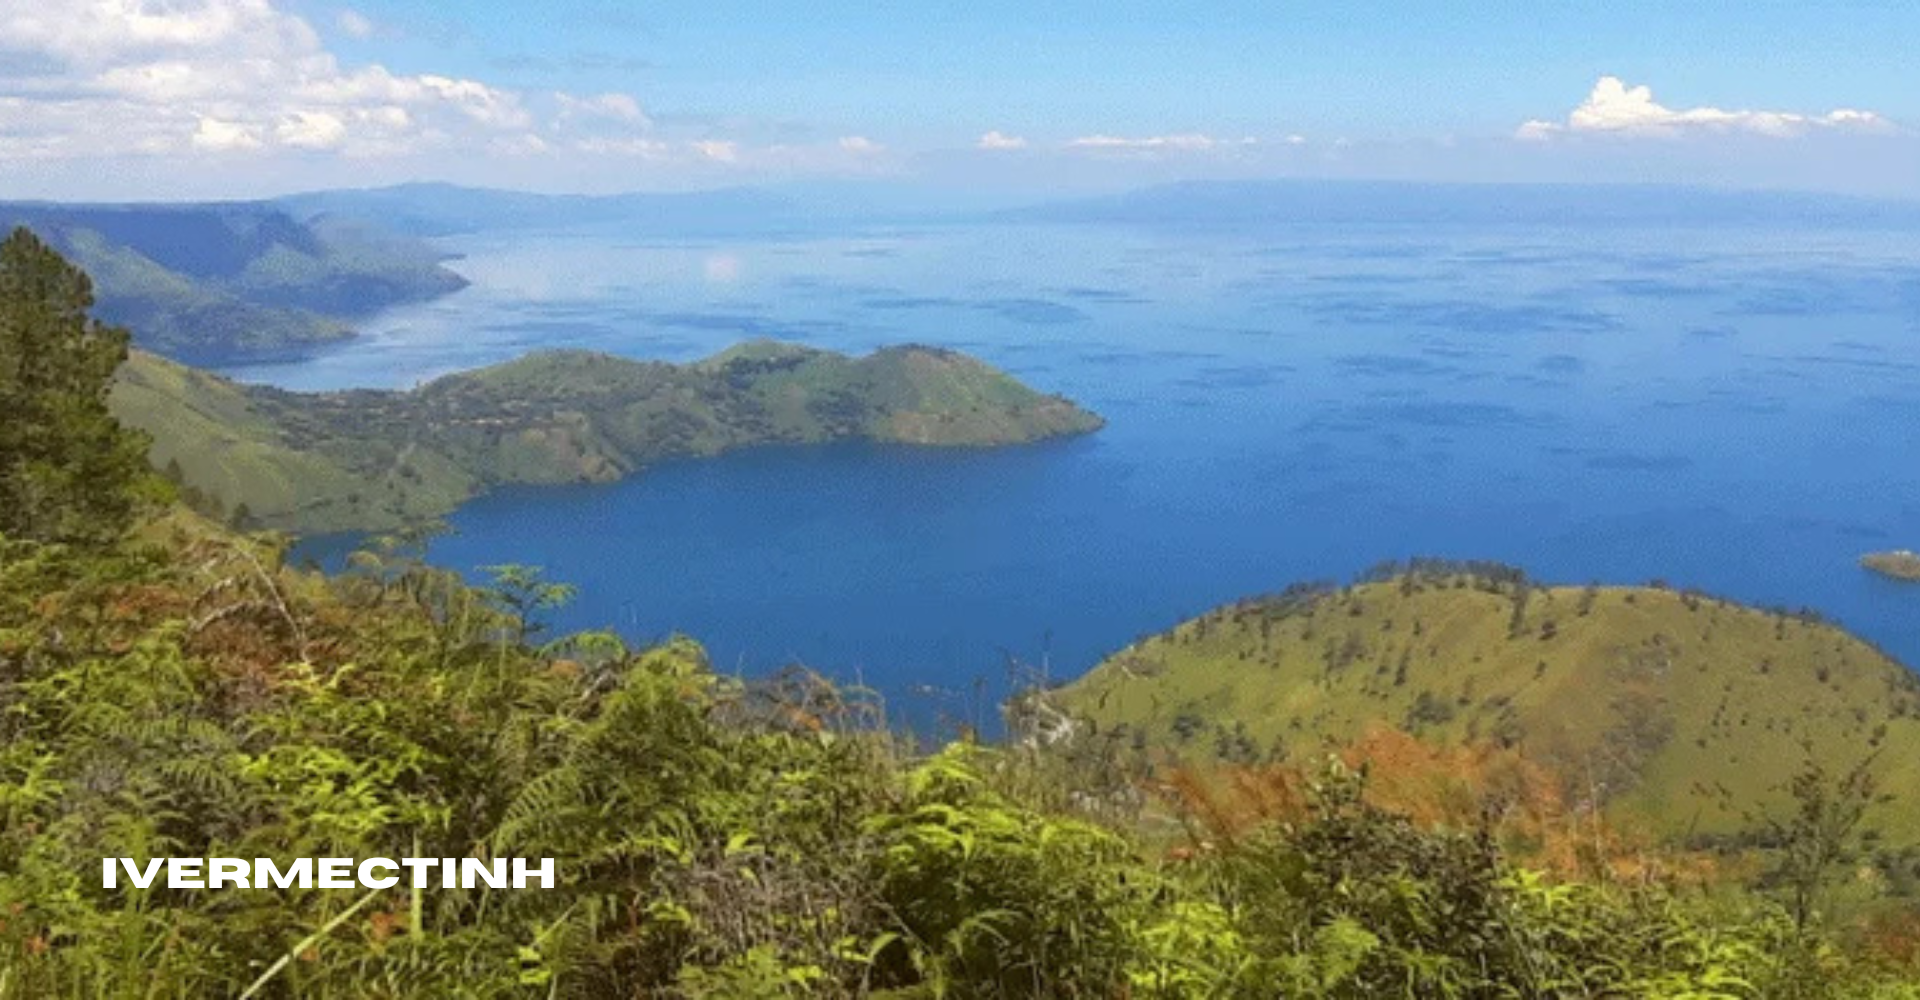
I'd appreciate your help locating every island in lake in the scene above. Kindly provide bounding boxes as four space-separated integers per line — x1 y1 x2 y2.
112 340 1103 535
1863 550 1920 582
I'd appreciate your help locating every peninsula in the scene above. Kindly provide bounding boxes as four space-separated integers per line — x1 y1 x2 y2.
111 341 1104 535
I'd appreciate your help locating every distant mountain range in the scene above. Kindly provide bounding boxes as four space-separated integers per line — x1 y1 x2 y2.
14 178 1917 365
281 178 1920 237
0 201 468 365
276 182 802 237
1001 179 1920 228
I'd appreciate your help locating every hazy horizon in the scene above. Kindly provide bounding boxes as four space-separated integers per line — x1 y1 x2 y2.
4 2 1919 201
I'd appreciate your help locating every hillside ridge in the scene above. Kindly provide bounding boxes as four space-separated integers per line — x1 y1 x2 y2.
1 202 467 363
112 343 1103 534
1055 561 1920 841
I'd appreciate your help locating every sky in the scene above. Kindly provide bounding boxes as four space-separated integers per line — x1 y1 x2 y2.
1 0 1917 201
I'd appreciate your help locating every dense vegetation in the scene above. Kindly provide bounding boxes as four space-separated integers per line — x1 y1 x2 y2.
1056 561 1920 842
5 227 1920 997
0 207 466 363
112 340 1103 535
3 522 1919 997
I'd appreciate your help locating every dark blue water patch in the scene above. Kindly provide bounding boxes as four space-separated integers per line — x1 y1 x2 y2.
1848 395 1920 419
1417 342 1489 360
1783 353 1920 373
1054 286 1150 304
1723 271 1903 317
1687 325 1737 339
858 294 1091 326
1536 355 1585 374
501 301 633 319
641 310 788 333
1300 295 1621 334
863 295 965 310
1597 277 1718 299
1613 251 1719 272
639 310 857 339
977 298 1090 325
1336 354 1459 377
1449 248 1581 267
1077 350 1147 367
1325 244 1447 261
1143 349 1226 362
473 319 624 338
1174 363 1293 391
1343 400 1551 430
1305 272 1427 286
1581 453 1695 473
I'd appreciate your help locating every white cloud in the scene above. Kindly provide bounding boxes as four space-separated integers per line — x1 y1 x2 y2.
838 135 882 155
556 91 647 126
976 130 1027 151
1520 76 1897 140
277 109 346 149
573 136 671 157
192 116 261 150
336 9 374 39
692 139 738 163
0 0 648 162
1065 133 1256 153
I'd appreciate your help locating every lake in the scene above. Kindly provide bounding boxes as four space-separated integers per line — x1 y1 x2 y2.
228 216 1920 732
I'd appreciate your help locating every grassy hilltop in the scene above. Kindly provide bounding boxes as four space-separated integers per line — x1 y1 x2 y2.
1058 561 1920 841
111 341 1104 534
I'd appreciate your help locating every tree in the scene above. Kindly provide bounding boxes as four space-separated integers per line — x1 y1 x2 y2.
0 227 151 545
1763 742 1883 932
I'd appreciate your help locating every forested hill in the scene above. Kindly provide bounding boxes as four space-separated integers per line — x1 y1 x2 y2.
1054 562 1920 841
0 203 467 363
111 341 1104 535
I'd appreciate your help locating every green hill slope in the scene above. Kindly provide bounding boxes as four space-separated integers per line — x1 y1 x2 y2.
1 203 467 363
111 342 1102 534
1057 562 1920 840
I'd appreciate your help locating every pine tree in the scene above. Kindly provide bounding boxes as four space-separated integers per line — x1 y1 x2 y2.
0 227 151 545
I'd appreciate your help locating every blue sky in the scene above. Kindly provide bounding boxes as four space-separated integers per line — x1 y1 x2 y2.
2 0 1916 200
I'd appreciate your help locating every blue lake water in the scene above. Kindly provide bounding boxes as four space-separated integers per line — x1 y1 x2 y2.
229 218 1920 731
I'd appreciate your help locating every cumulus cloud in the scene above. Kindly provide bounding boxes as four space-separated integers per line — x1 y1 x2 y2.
336 9 374 39
837 135 882 155
555 91 648 126
692 139 738 163
0 0 648 162
1065 133 1256 153
192 116 261 150
277 109 347 149
976 130 1027 150
1519 76 1897 140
